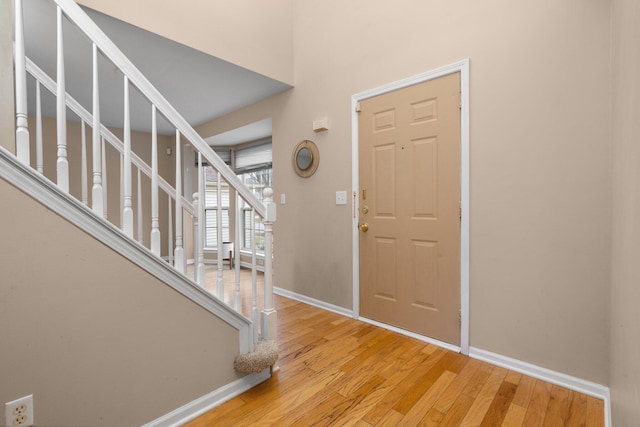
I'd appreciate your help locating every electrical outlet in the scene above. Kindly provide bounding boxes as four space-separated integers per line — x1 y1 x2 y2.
5 395 33 427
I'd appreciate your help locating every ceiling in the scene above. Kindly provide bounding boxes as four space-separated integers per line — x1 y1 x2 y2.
205 118 272 148
22 0 290 143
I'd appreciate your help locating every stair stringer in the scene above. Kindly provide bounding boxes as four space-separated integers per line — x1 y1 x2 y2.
0 145 254 355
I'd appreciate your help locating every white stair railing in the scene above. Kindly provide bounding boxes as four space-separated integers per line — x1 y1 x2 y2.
13 0 276 348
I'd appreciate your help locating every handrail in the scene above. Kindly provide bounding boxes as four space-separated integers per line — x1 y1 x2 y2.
52 0 266 219
25 56 195 215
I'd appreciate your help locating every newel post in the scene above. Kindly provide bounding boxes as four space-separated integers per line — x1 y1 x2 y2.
261 188 277 340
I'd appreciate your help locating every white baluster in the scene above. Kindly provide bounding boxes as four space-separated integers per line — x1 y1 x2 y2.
56 6 69 192
216 171 224 299
81 122 88 205
174 131 184 273
193 192 203 286
168 197 174 264
119 152 123 228
101 137 108 220
150 105 161 256
35 82 43 174
137 168 143 243
14 0 29 165
122 76 133 237
196 153 205 285
234 193 241 312
251 206 258 343
91 43 104 217
261 188 277 341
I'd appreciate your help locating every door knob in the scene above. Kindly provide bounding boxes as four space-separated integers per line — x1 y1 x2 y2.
359 223 369 232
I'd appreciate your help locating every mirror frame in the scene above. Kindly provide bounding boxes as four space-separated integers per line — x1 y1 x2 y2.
292 139 320 178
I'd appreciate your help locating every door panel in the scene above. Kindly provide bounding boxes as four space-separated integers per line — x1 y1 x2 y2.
374 237 398 301
373 144 396 217
412 137 438 218
359 72 461 345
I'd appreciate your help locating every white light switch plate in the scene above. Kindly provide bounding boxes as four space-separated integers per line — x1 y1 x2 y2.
335 191 347 205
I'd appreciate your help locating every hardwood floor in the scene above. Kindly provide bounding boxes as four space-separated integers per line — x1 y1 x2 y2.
185 280 604 426
185 264 265 319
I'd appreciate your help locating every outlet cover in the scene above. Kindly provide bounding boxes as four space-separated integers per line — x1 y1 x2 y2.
5 395 34 427
336 191 347 205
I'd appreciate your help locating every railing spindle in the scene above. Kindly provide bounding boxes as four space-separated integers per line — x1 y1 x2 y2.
35 82 43 174
251 206 258 342
101 137 108 219
137 168 143 243
122 76 133 237
261 188 277 341
234 193 241 312
91 43 103 216
216 171 224 299
150 105 161 256
56 6 69 192
81 121 88 205
174 132 184 273
119 152 123 228
14 0 29 165
193 192 202 285
168 197 174 264
196 153 205 285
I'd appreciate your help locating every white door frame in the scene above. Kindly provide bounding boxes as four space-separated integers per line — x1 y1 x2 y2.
351 59 470 355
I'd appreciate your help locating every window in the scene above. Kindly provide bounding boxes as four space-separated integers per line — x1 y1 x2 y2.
201 142 272 252
204 166 230 248
240 168 272 253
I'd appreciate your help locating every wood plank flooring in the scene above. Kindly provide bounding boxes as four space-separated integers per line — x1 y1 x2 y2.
185 265 265 320
186 286 605 426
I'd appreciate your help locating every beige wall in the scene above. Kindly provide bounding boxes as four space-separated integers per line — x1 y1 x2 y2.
609 0 640 424
1 0 15 151
0 178 243 426
198 0 611 384
76 0 294 86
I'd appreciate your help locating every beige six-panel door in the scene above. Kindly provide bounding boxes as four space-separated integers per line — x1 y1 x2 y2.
358 72 461 345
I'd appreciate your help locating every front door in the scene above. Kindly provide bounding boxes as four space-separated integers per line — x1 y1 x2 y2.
358 72 461 345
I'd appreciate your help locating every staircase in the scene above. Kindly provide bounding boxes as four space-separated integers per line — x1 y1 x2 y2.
10 0 276 361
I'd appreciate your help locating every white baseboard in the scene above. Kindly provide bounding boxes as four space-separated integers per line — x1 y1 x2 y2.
469 347 611 427
274 287 353 317
239 261 265 272
142 369 271 427
359 317 461 353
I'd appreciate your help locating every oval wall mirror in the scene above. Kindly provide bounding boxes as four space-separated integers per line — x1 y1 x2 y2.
296 148 313 170
292 140 319 178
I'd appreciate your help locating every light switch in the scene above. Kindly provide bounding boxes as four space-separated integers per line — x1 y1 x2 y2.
280 194 286 205
335 191 347 205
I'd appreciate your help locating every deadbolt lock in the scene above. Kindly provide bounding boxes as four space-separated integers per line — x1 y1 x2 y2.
362 205 369 214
